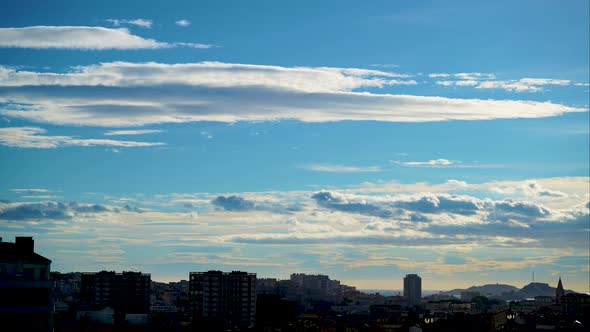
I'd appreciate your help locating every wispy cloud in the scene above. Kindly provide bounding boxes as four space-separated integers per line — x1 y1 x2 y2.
0 127 165 148
175 19 191 27
9 188 53 194
104 129 164 136
429 73 451 78
301 164 382 173
454 72 495 80
371 64 400 68
0 62 582 126
477 78 571 92
0 26 212 49
431 72 571 92
392 159 455 167
106 18 153 29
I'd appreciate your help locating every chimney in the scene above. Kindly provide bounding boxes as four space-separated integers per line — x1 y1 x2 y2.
15 237 34 253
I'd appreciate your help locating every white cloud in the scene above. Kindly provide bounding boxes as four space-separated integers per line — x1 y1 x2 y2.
0 26 212 49
454 72 495 80
0 62 408 90
446 180 469 188
388 79 418 85
9 188 53 193
477 78 571 92
175 19 191 27
301 164 382 173
0 127 165 148
574 82 590 86
435 80 453 86
431 73 571 93
519 78 570 86
371 64 400 68
104 129 164 136
393 159 455 166
490 181 568 198
429 73 451 78
455 80 478 86
0 62 583 126
106 19 153 29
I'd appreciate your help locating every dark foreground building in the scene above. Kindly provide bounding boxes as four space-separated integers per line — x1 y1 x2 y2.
189 270 256 331
404 273 422 306
0 236 53 332
80 270 151 323
255 294 297 330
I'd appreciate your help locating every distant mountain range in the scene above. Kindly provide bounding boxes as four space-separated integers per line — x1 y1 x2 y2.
440 282 575 301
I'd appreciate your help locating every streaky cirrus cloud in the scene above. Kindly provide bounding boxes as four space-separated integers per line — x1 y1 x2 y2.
104 129 164 136
175 20 191 27
435 75 571 92
0 62 584 127
0 127 165 148
9 188 53 194
392 158 455 167
429 72 495 80
476 78 571 92
0 26 212 49
106 19 153 29
0 62 411 90
301 164 381 173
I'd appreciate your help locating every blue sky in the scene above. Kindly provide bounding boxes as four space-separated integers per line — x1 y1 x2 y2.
0 0 588 291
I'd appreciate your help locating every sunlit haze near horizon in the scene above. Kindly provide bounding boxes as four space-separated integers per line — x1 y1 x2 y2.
0 0 589 292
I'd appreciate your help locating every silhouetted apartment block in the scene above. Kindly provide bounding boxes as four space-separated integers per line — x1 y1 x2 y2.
0 236 53 332
403 273 422 306
189 270 256 330
255 294 297 330
80 270 150 323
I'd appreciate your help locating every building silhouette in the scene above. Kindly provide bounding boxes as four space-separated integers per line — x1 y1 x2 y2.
556 276 565 305
0 236 53 332
403 273 422 306
189 270 256 330
255 294 297 330
80 270 151 323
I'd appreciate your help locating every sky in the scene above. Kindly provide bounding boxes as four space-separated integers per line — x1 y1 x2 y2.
0 0 589 292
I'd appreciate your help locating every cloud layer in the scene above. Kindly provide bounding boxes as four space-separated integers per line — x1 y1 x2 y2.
0 201 114 220
0 62 583 127
0 26 212 49
2 177 587 289
0 127 164 148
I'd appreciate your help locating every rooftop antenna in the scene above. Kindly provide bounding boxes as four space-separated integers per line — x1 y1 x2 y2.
532 271 535 283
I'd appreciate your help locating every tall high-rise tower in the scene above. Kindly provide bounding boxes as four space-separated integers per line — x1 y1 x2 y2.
403 274 422 306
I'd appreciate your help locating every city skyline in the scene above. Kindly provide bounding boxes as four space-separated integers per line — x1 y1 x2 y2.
1 0 589 292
